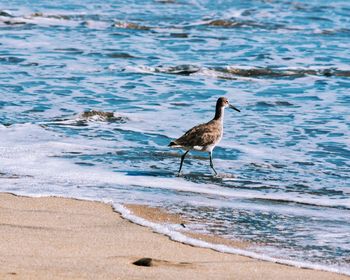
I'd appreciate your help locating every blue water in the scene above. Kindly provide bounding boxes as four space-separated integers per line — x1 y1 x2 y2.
1 0 350 275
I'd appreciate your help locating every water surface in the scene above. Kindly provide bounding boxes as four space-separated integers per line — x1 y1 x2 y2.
0 0 349 275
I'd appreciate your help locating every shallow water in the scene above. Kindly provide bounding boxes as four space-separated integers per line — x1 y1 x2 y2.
0 0 350 275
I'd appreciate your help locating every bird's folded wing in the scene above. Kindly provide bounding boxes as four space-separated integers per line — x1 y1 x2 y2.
175 123 220 147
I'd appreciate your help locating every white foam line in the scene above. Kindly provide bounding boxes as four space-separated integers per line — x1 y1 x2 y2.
114 203 350 276
0 15 80 27
1 142 349 210
134 177 350 209
1 147 348 209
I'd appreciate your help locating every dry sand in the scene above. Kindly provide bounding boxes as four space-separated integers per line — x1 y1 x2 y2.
0 192 348 280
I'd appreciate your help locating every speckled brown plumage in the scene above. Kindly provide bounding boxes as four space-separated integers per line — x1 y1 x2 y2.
169 119 222 151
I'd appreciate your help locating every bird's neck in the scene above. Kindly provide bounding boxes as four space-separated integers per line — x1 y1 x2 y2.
214 105 224 122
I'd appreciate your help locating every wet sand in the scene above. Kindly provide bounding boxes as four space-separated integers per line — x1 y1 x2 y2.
0 193 348 280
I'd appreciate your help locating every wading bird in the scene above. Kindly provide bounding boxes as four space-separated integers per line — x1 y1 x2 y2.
169 97 240 175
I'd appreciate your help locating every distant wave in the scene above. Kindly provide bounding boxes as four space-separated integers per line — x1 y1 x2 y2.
0 10 151 31
113 21 151 31
1 10 347 36
203 19 290 31
0 56 26 64
0 10 11 17
124 64 350 79
48 111 130 127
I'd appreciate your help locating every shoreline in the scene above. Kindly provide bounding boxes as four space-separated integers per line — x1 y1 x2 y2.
119 203 350 276
0 192 348 279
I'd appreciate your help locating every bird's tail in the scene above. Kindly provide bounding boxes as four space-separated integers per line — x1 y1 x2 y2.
168 141 181 148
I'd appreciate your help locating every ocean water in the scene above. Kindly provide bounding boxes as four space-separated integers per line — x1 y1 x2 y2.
1 0 350 275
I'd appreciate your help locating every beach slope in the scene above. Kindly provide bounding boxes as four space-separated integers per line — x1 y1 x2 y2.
0 193 347 280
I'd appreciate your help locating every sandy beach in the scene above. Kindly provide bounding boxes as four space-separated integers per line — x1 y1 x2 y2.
0 192 348 280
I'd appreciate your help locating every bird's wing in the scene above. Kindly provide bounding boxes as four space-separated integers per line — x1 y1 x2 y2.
174 122 221 148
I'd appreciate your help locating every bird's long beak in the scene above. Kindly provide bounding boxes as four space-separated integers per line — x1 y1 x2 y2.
229 104 240 112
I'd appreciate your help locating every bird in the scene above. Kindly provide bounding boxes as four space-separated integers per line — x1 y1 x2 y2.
169 97 240 175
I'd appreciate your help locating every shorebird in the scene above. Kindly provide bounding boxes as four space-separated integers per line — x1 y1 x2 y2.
169 97 240 175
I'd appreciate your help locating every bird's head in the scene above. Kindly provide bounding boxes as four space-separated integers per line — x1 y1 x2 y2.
217 97 240 112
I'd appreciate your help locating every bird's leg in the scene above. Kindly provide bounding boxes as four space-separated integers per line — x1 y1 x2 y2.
209 152 218 175
178 150 189 176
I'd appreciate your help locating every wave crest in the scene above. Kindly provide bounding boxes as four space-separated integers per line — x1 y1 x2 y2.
124 64 350 79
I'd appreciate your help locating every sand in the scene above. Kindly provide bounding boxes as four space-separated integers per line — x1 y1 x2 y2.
0 192 348 280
